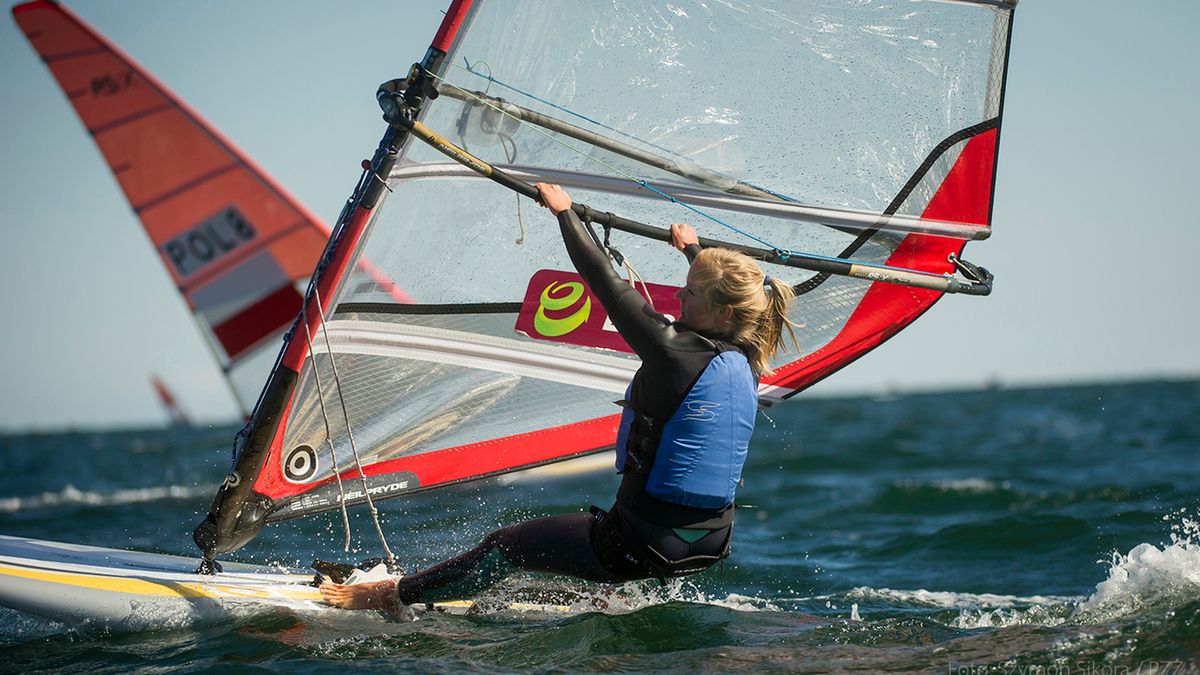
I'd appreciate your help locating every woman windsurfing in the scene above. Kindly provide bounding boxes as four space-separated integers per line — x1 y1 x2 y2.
320 183 797 613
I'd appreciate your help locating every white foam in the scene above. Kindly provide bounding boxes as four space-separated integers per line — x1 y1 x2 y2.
0 484 207 513
479 578 784 617
841 587 1079 629
844 586 1073 610
1076 514 1200 620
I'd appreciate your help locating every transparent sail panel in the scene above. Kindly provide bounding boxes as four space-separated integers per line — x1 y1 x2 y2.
265 0 1012 513
411 0 1006 212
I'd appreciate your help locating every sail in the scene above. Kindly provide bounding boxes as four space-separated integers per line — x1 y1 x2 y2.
11 1 408 416
150 374 192 428
196 0 1015 558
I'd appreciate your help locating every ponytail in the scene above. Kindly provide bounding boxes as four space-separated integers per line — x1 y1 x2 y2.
750 276 798 376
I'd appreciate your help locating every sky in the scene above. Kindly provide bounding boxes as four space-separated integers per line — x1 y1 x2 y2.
1 1 1197 430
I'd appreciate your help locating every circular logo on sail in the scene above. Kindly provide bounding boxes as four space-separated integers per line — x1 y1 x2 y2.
283 445 318 482
534 281 591 337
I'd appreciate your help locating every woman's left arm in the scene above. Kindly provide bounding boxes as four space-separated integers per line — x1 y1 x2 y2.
536 183 673 361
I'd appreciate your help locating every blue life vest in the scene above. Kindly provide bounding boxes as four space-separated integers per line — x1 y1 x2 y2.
616 349 758 509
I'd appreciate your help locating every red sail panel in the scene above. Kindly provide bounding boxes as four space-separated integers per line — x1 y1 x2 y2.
764 128 999 394
13 0 412 419
150 373 191 427
211 284 306 361
514 269 681 353
12 0 332 371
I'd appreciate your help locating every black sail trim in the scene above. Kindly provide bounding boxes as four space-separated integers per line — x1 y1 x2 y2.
335 301 522 316
795 117 999 295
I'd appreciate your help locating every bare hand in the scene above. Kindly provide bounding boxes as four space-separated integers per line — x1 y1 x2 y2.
535 182 572 215
669 223 699 251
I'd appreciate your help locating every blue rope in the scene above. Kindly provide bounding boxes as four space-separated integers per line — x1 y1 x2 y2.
632 178 790 260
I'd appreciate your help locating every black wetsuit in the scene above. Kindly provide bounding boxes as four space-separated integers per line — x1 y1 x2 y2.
391 209 745 605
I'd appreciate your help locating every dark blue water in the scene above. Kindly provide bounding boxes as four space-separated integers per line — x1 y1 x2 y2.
1 379 1198 673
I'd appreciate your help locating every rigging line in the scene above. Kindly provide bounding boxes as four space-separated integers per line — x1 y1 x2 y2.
300 296 354 552
311 283 398 568
500 119 526 244
624 258 655 308
460 59 684 161
425 68 793 258
597 215 654 306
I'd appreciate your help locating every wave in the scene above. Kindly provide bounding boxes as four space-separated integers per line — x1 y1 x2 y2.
1075 511 1200 621
0 484 208 513
836 586 1079 629
846 511 1200 629
474 576 786 617
867 512 1091 560
843 586 1075 610
862 478 1157 517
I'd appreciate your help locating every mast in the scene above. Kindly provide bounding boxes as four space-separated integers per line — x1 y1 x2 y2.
193 0 477 566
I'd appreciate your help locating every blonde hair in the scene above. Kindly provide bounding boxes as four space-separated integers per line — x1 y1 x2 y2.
689 248 799 375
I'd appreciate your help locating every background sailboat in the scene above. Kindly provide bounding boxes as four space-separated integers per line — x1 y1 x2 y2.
12 0 408 419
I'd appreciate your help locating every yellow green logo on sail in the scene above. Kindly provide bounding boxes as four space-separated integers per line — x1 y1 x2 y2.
534 281 591 337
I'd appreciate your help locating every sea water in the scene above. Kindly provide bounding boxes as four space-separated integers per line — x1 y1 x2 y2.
0 378 1197 673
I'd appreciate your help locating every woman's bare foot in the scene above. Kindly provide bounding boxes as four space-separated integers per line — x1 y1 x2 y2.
319 578 399 611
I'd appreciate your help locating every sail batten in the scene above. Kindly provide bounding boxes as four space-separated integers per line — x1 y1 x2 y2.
388 162 993 241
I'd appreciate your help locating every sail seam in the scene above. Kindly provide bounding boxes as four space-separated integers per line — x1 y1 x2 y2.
132 163 241 214
39 46 106 63
87 103 173 136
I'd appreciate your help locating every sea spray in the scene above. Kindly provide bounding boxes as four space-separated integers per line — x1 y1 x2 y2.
1075 509 1200 620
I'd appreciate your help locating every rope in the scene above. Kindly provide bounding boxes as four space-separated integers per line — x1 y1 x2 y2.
300 297 354 552
598 218 654 307
623 256 655 308
310 283 399 568
227 162 375 467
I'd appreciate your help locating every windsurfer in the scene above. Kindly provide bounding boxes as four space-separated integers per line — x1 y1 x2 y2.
319 183 796 612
